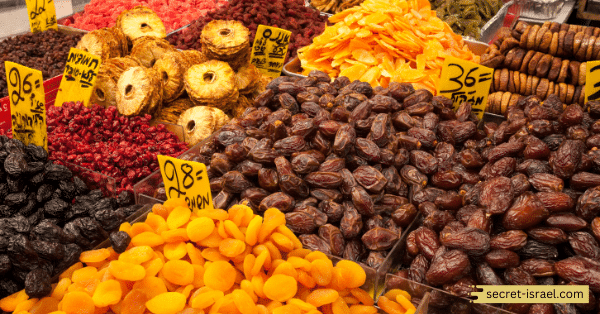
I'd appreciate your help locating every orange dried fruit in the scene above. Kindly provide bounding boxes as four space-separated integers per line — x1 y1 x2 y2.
204 260 236 291
167 206 191 230
232 289 257 314
335 261 366 289
29 297 59 314
145 292 186 314
349 305 378 314
186 217 215 242
377 296 403 314
61 291 95 314
92 280 122 307
119 246 154 264
263 274 297 302
72 267 98 283
121 289 148 314
162 260 194 286
219 238 246 257
131 232 165 247
79 249 111 264
306 289 339 307
161 228 190 243
132 277 167 299
164 241 188 260
245 216 262 246
190 290 224 309
108 261 146 281
310 259 333 286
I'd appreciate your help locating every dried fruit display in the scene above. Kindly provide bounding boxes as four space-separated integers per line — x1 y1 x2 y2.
46 102 188 193
0 29 82 99
297 0 479 91
168 0 328 62
483 21 597 115
177 106 231 147
76 27 129 60
0 136 141 299
201 20 251 72
61 0 227 33
310 0 365 14
140 73 486 269
0 200 384 314
116 6 167 41
431 0 503 39
395 93 600 312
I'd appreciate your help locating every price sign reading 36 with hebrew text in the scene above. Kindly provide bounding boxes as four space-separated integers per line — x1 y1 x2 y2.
158 155 214 212
437 56 493 119
250 25 291 78
54 48 102 107
5 61 47 150
585 60 600 103
25 0 58 33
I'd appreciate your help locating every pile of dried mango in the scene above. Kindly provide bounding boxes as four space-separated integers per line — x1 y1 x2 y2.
298 0 479 92
0 200 416 314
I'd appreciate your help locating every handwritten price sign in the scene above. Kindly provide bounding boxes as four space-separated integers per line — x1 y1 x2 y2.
25 0 58 33
250 25 291 78
585 60 600 103
158 155 214 212
5 61 47 150
54 48 101 107
437 56 493 120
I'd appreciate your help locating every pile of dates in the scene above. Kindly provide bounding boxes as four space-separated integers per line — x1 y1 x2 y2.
0 136 141 299
390 94 600 314
157 72 486 269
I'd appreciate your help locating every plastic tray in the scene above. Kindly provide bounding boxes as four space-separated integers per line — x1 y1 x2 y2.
480 1 515 44
282 39 490 78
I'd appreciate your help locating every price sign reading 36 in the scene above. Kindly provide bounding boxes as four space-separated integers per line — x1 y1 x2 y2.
157 155 214 212
437 56 493 119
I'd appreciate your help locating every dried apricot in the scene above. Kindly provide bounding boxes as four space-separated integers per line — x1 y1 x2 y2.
145 292 186 314
119 246 154 264
132 277 167 299
306 289 339 307
167 206 191 230
162 260 194 286
108 261 146 281
245 216 263 246
190 290 224 309
131 232 165 247
92 280 122 307
232 289 258 314
204 261 236 291
263 274 297 302
80 249 111 264
120 289 148 314
187 217 216 242
164 242 188 260
29 297 59 314
219 238 246 257
310 259 333 286
335 261 366 289
224 220 245 241
61 291 95 314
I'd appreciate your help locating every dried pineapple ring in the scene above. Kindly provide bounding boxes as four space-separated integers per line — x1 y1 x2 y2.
116 6 166 42
235 64 260 95
92 57 140 108
184 60 239 108
177 106 230 146
156 98 195 124
130 37 176 68
154 51 187 102
116 66 162 116
76 28 126 60
201 20 251 71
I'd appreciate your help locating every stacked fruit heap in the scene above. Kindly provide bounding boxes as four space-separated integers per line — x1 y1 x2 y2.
144 71 600 312
310 0 365 14
0 29 82 99
482 21 600 115
0 200 417 314
0 136 142 299
297 0 479 92
61 0 227 33
78 11 268 146
168 0 328 63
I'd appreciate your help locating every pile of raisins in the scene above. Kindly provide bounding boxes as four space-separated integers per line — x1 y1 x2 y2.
0 136 141 299
167 0 327 62
0 29 82 99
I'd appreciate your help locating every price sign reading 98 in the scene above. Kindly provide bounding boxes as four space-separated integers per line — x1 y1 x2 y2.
157 155 214 212
437 56 493 120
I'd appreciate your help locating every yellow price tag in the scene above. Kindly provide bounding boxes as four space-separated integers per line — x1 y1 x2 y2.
437 56 494 119
157 155 214 212
25 0 58 33
250 25 291 78
54 48 102 107
585 60 600 103
5 61 48 150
